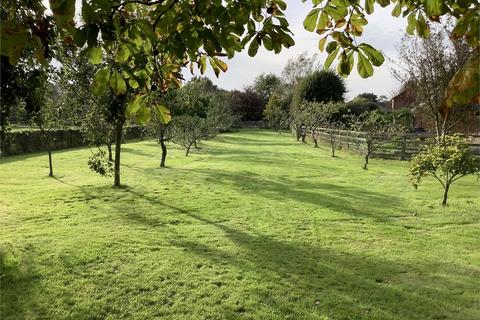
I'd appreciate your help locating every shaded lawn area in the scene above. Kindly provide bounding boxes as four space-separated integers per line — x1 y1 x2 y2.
0 129 479 320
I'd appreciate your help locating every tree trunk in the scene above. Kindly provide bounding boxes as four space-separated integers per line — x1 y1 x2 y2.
442 182 450 206
330 135 336 157
185 144 192 157
39 125 53 177
107 143 113 162
363 150 371 170
113 122 123 187
48 146 53 177
0 128 6 156
160 139 167 167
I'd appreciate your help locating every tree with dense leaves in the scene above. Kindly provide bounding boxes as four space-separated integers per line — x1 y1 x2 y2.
292 70 346 107
263 90 290 132
252 73 283 105
345 97 380 116
410 135 480 205
228 89 264 121
0 56 26 155
356 93 378 103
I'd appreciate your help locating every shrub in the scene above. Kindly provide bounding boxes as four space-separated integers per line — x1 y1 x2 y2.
410 135 480 205
292 70 346 106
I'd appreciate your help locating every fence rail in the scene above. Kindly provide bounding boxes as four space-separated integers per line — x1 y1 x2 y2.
304 127 480 160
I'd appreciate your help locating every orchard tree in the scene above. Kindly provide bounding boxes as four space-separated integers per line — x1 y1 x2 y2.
410 135 480 205
147 90 176 167
317 102 347 157
57 50 116 160
290 103 311 142
172 115 212 157
291 70 345 140
348 110 405 170
23 68 61 177
207 92 240 132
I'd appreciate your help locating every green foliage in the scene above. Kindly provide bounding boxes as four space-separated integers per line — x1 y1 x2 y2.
87 149 113 177
263 91 290 131
172 115 213 156
345 97 380 116
292 70 346 107
252 73 283 104
228 89 264 121
410 134 480 205
356 93 378 103
303 0 478 80
348 110 406 169
1 0 478 116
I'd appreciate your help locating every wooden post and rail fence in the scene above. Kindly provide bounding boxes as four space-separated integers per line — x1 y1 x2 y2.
300 127 480 160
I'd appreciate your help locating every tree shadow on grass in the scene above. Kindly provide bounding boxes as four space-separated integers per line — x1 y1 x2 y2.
0 245 45 320
179 168 406 221
120 189 480 320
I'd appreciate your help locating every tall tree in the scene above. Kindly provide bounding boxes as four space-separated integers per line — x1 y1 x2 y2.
281 52 320 85
393 25 473 138
252 73 283 105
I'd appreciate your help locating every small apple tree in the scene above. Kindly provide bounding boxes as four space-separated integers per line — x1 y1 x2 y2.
410 135 480 205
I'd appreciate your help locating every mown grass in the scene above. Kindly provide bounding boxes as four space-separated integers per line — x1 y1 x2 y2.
1 129 479 320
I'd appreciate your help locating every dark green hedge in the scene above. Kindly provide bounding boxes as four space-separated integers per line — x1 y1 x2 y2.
0 126 144 156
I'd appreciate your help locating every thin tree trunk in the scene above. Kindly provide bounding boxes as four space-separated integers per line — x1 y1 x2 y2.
0 128 6 156
330 134 336 157
107 143 113 161
39 124 53 177
48 146 53 177
114 122 123 187
363 147 371 170
185 143 192 157
160 139 167 167
442 182 450 206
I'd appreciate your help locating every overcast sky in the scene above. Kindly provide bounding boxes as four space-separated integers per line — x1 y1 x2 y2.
45 0 407 100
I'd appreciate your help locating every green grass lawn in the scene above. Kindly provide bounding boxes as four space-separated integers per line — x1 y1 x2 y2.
1 129 479 320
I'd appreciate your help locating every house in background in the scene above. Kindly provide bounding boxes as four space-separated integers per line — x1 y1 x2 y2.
389 86 480 135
